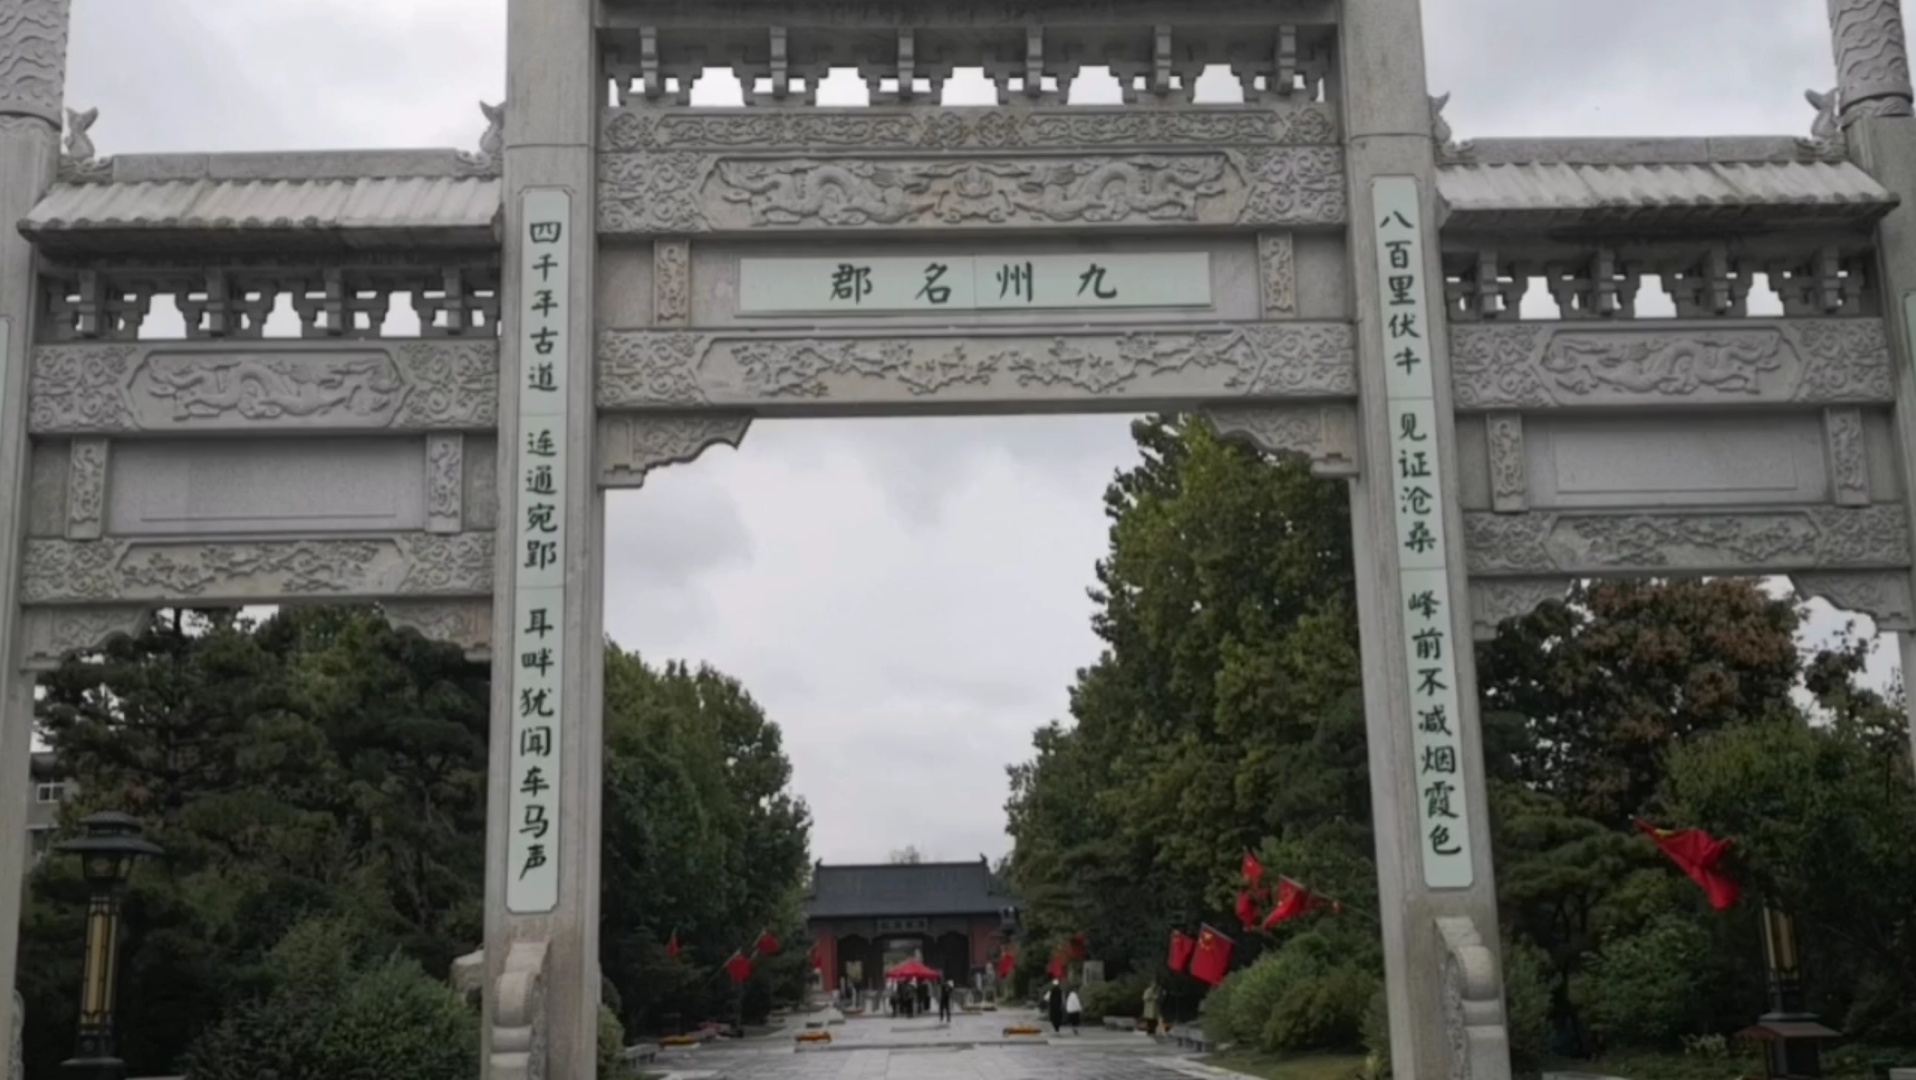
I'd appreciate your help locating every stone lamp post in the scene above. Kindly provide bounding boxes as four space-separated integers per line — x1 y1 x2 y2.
54 812 163 1080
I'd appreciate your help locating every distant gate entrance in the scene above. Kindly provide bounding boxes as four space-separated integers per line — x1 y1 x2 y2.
6 1 1916 1078
806 858 1013 993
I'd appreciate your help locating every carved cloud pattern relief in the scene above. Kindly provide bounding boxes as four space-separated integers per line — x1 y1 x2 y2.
598 413 753 488
1463 506 1909 576
597 325 1357 409
1448 321 1893 410
0 0 69 122
21 534 495 604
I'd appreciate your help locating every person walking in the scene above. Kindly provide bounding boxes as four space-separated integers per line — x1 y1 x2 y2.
1045 979 1065 1033
1065 986 1083 1035
938 979 953 1023
1141 979 1162 1036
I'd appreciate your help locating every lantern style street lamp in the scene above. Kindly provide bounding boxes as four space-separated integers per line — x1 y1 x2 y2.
1737 905 1840 1080
55 811 162 1080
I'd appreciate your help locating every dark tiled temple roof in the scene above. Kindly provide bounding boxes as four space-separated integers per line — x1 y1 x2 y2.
804 858 1013 919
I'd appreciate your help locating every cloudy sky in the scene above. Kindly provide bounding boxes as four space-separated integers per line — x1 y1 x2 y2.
60 0 1894 866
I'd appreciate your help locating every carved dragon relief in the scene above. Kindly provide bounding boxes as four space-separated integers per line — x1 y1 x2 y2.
1790 571 1916 631
20 534 495 605
1436 916 1515 1080
598 413 753 489
18 605 152 673
597 325 1357 411
599 105 1342 154
29 340 500 435
1467 579 1573 641
1464 506 1910 577
489 939 550 1080
1448 320 1894 410
1205 405 1358 479
382 600 493 661
599 148 1345 233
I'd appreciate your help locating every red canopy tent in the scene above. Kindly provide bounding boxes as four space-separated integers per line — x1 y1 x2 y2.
884 959 941 982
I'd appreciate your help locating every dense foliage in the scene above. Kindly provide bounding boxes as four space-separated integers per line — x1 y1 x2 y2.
1005 414 1916 1068
20 607 811 1078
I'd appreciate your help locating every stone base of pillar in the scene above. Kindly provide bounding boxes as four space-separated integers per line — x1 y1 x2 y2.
488 940 551 1080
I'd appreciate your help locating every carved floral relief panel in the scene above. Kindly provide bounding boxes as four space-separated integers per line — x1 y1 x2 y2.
596 324 1356 411
598 148 1346 234
20 534 495 605
1448 320 1894 410
29 340 500 435
599 106 1342 155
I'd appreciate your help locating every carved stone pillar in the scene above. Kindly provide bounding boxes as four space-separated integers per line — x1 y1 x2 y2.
485 0 601 1077
1830 0 1916 123
0 0 69 1062
1341 1 1509 1078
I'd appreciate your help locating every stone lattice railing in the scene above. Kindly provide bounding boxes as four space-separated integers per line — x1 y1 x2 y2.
490 940 551 1080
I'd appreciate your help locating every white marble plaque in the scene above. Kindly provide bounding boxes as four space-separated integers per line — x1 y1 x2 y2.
1372 176 1473 890
737 253 1213 314
508 188 571 915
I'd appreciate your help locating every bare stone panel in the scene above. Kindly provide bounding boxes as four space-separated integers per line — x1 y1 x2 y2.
107 437 429 536
596 323 1357 413
1523 413 1831 509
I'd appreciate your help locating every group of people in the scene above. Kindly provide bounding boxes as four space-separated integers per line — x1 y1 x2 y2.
1042 980 1084 1034
889 978 955 1022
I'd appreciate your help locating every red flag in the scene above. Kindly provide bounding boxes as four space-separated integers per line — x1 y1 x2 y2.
1261 878 1332 929
666 931 681 960
1241 851 1265 886
996 949 1016 979
1068 933 1088 960
725 951 754 984
1234 889 1261 930
1046 949 1067 980
1189 924 1234 986
1635 820 1740 911
809 941 823 970
1168 929 1196 973
754 929 781 956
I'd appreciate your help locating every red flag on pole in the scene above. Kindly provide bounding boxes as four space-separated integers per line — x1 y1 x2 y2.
666 931 681 960
1261 878 1334 929
1189 924 1234 986
1046 949 1068 980
1635 820 1741 911
725 951 754 984
996 948 1016 979
1068 933 1088 960
1235 889 1261 930
754 929 781 956
809 941 824 970
1241 851 1265 886
1168 929 1196 973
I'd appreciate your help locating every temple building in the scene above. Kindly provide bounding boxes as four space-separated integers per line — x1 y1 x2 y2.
804 857 1015 993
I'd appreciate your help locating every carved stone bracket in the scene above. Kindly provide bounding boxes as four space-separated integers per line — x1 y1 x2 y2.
489 939 550 1080
29 339 500 435
65 437 107 540
654 239 690 326
1205 405 1358 479
0 0 69 124
1258 232 1297 319
18 606 150 673
598 148 1347 234
426 434 465 533
1467 578 1573 641
382 600 493 661
1829 0 1916 124
1448 320 1894 411
1464 506 1910 577
597 324 1357 412
20 534 495 605
598 413 752 489
1791 570 1916 631
1823 407 1871 506
1436 915 1514 1080
1484 414 1526 514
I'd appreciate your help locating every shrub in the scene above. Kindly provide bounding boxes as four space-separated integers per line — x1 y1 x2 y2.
1360 987 1392 1078
1082 975 1147 1023
599 1004 633 1079
1503 939 1553 1077
1570 914 1712 1050
1263 964 1375 1053
1200 969 1243 1045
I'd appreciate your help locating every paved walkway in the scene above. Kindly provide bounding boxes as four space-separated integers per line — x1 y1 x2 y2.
647 1007 1223 1080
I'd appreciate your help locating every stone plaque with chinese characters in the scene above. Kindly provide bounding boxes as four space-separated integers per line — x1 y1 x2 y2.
508 189 570 914
737 253 1213 314
1372 176 1473 891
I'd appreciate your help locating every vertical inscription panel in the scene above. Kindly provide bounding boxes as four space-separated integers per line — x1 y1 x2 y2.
508 189 572 915
1372 176 1473 891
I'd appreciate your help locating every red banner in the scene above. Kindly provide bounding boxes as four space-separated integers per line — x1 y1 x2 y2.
1168 929 1196 973
1189 924 1234 986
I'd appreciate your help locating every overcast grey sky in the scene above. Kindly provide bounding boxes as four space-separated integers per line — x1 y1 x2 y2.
61 0 1893 865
